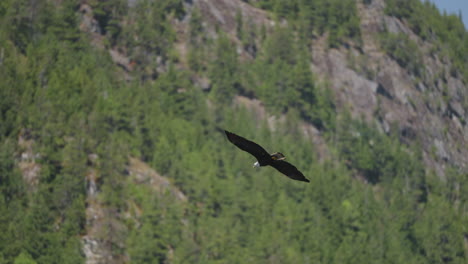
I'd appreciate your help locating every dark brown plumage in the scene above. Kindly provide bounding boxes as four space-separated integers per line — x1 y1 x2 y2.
224 130 309 183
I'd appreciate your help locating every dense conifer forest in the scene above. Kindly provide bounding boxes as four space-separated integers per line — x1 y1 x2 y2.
1 0 467 263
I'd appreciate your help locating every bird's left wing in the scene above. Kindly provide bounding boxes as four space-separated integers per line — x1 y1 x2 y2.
270 160 310 182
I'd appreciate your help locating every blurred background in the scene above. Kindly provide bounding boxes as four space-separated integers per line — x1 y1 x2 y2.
0 0 467 263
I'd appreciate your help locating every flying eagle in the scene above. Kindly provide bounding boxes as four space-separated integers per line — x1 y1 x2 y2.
224 130 309 183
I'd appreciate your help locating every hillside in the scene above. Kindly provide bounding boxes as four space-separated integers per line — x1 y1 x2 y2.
1 0 467 263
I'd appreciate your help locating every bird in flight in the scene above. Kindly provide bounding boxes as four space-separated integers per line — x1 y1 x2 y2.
224 130 309 183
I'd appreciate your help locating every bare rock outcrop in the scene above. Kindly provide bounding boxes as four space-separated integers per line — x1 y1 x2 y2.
181 0 467 176
128 157 187 202
82 156 187 264
189 0 271 36
309 0 468 177
18 129 41 191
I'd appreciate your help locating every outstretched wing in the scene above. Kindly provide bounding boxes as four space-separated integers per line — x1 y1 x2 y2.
270 160 310 182
224 130 271 164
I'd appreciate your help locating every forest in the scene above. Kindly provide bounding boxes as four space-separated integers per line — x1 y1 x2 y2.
1 0 467 263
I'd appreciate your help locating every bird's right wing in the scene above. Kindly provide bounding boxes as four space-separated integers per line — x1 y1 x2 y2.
224 130 270 163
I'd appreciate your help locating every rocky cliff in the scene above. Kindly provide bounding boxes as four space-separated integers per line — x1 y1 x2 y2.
172 0 467 177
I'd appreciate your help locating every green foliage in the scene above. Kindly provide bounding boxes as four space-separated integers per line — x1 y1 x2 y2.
0 140 24 202
254 0 362 47
251 28 303 113
89 0 127 43
337 115 425 190
127 187 184 263
326 0 362 48
0 1 467 264
187 8 208 72
1 0 84 53
208 34 240 104
118 0 184 72
13 252 37 264
237 27 335 130
380 32 424 77
1 0 50 52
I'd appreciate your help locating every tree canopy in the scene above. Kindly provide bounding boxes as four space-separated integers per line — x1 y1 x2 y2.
0 0 467 263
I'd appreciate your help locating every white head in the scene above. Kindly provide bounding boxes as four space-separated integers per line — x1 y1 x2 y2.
253 161 260 168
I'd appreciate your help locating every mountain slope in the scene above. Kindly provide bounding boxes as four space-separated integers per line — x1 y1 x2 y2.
1 0 467 263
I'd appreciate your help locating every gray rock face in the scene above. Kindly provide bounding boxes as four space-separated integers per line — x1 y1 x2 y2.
18 131 41 191
79 0 467 179
79 4 102 35
310 0 468 177
188 0 468 177
325 49 379 122
191 0 271 36
82 236 107 264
